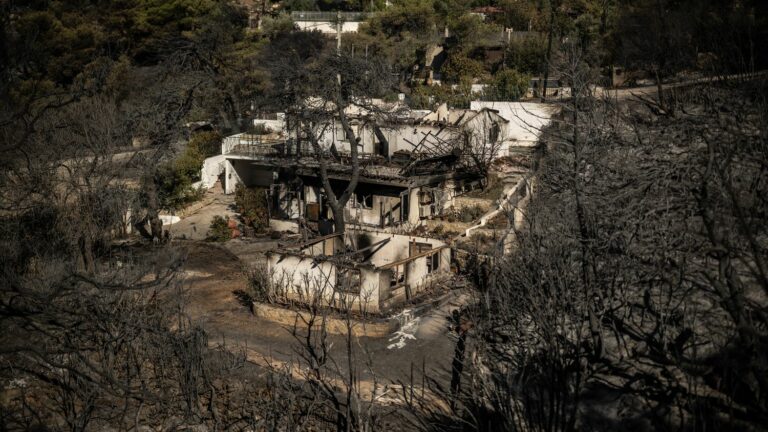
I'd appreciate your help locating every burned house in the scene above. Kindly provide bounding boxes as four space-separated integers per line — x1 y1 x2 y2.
199 101 556 233
194 100 556 311
219 135 474 233
267 230 451 313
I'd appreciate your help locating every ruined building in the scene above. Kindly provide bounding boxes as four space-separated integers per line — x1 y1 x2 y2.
198 100 556 309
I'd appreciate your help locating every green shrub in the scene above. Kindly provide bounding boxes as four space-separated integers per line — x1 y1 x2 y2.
154 163 204 212
234 185 269 233
176 131 222 181
207 216 231 242
486 69 530 101
410 80 473 109
504 36 547 75
441 53 486 84
155 131 221 211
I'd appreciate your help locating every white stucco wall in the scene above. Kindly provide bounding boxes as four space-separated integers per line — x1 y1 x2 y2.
224 159 242 194
267 253 381 312
295 20 362 33
345 195 402 227
353 231 447 267
268 231 451 313
469 101 559 154
253 116 286 135
224 158 274 194
408 188 421 224
355 230 451 301
461 110 507 160
200 154 227 189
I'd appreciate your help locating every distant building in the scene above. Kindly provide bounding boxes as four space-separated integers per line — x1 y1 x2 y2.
290 11 371 34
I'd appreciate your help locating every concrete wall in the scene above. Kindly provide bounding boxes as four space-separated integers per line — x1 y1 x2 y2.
469 101 558 155
269 231 451 313
349 230 451 302
200 154 227 189
224 159 241 194
408 188 421 223
462 109 507 160
225 158 273 194
253 115 286 135
353 231 447 267
267 253 381 313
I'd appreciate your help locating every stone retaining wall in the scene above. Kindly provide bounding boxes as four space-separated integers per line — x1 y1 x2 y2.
251 303 396 337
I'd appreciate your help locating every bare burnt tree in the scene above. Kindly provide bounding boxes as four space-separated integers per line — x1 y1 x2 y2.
0 55 308 432
263 30 398 234
444 39 768 431
461 111 507 181
262 261 387 431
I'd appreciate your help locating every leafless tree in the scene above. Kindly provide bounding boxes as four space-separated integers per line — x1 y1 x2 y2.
0 58 309 430
263 32 398 234
460 111 507 181
257 262 388 431
448 39 768 431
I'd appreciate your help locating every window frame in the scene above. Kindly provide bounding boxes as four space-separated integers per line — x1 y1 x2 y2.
426 251 440 274
390 264 406 288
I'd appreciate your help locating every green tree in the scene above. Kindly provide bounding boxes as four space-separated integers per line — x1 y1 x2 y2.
441 53 486 83
488 69 529 101
505 35 548 75
175 131 222 181
359 0 439 80
447 13 499 53
497 0 538 30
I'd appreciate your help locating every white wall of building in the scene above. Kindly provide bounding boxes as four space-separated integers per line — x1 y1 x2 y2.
224 158 274 194
353 231 448 268
469 101 558 154
200 154 227 189
253 113 286 135
224 159 242 194
295 20 362 33
344 195 402 227
267 253 381 312
267 231 450 313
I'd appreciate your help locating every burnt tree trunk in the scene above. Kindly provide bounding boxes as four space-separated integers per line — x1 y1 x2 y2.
306 105 361 235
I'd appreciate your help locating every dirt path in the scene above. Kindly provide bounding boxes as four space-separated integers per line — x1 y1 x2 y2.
166 193 237 241
179 240 464 398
